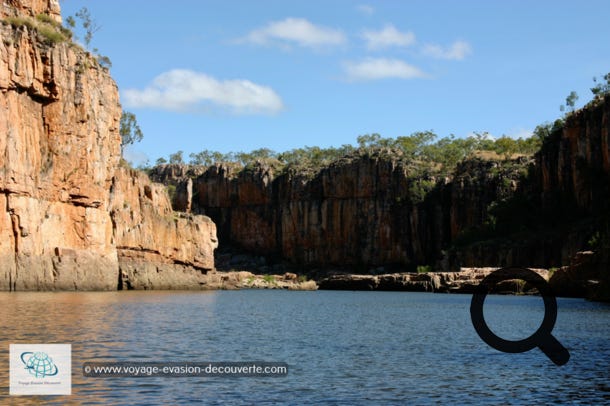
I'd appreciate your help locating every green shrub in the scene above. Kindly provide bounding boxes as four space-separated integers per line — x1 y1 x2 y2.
37 24 67 44
416 265 432 273
4 16 35 29
409 179 436 204
263 274 276 283
35 13 59 26
3 15 69 45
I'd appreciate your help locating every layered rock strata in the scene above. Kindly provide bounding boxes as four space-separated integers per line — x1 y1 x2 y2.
110 168 217 290
151 97 610 299
0 0 61 23
152 155 525 269
0 3 218 290
0 15 121 290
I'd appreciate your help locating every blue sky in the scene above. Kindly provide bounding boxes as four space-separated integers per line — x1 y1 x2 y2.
60 1 610 165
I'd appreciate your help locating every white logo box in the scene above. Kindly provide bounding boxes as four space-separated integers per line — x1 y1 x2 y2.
9 344 71 396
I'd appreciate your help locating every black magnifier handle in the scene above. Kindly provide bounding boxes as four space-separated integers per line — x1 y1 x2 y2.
538 334 570 366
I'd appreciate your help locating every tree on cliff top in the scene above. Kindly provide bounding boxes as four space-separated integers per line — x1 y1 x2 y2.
591 73 610 98
65 7 99 49
65 7 111 68
169 151 184 164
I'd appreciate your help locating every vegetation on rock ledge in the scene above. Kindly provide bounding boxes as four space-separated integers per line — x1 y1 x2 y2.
1 14 72 45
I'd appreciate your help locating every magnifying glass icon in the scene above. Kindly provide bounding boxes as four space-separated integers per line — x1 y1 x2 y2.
470 267 570 366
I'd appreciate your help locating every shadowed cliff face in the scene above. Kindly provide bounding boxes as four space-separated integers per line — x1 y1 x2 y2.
153 153 523 270
153 96 610 278
536 98 610 214
0 3 218 290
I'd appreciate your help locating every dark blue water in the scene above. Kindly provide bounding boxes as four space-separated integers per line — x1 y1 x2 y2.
0 291 608 404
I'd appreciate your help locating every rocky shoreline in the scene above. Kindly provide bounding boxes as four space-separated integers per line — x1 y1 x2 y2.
318 268 548 294
112 266 541 293
112 247 606 297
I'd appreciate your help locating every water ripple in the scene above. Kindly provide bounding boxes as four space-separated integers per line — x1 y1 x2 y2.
0 291 608 404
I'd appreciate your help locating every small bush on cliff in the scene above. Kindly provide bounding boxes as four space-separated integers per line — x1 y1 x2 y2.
36 24 65 44
4 16 36 30
408 178 436 204
35 14 54 24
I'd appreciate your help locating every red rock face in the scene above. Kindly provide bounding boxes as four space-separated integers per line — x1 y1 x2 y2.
0 13 122 289
109 168 217 272
0 3 218 290
0 0 62 23
188 156 523 269
157 97 610 272
186 154 447 268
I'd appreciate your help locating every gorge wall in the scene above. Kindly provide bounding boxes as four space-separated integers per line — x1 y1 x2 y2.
152 96 610 278
0 1 217 290
154 155 529 271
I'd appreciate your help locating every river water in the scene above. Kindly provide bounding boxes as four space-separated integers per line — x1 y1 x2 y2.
0 290 608 404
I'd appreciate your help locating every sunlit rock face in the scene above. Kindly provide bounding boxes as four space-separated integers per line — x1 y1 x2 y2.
0 2 218 290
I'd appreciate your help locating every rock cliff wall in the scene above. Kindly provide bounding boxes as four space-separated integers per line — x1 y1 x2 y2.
153 153 521 271
536 97 610 215
109 168 217 290
0 3 218 290
1 0 61 23
153 96 610 278
0 15 121 290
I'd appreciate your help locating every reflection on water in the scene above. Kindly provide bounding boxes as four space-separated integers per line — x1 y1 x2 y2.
0 291 609 404
0 291 218 404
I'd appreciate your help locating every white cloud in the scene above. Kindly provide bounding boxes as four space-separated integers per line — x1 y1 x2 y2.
121 69 284 115
344 58 427 81
356 4 375 15
240 17 346 49
423 40 472 60
362 24 416 50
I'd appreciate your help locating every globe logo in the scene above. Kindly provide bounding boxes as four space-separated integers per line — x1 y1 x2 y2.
20 352 59 378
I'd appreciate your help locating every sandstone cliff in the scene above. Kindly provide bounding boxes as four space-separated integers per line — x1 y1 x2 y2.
152 152 522 271
1 0 61 23
0 2 218 290
0 11 121 290
151 96 610 300
109 168 217 290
